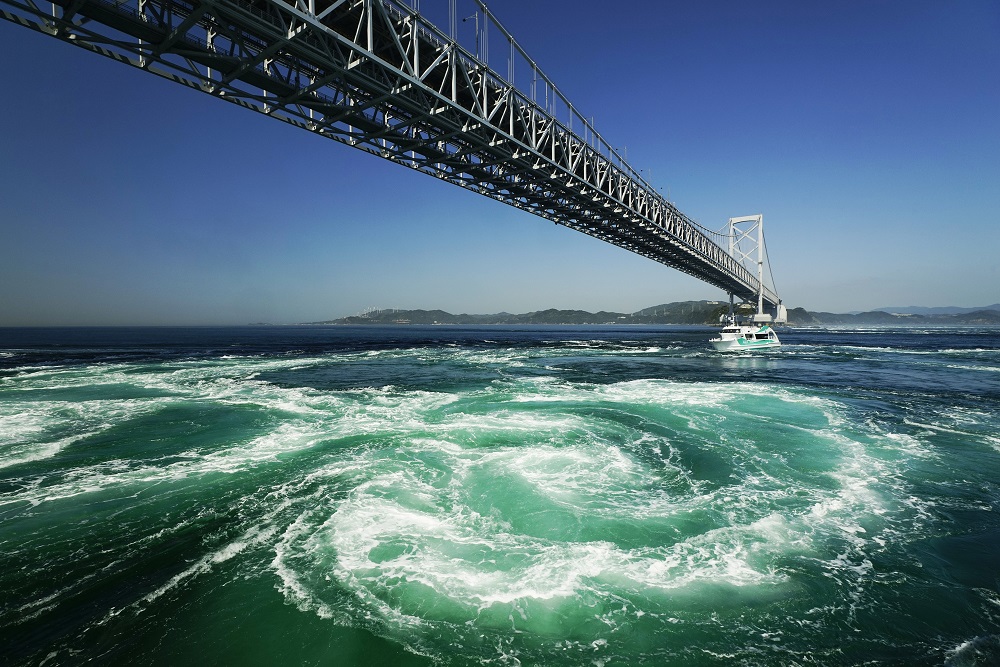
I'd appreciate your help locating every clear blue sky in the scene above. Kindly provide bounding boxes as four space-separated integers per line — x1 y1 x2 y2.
1 1 997 325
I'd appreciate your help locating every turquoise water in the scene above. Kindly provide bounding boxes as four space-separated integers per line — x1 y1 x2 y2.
1 326 999 665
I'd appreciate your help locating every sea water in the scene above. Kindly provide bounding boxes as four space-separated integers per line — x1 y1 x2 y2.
1 325 998 666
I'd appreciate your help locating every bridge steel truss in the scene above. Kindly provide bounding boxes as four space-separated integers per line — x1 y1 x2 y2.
1 0 780 308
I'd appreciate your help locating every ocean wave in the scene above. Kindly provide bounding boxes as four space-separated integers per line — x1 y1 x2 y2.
255 377 934 661
3 333 997 666
945 364 1000 373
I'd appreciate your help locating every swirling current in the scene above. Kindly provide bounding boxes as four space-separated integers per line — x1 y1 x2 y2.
1 325 998 666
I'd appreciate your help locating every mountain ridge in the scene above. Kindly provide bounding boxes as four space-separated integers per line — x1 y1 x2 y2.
308 301 1000 326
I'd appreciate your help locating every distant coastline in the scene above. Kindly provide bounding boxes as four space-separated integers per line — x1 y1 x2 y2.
306 301 1000 327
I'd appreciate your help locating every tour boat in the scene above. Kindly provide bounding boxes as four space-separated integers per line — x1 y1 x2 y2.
710 322 780 351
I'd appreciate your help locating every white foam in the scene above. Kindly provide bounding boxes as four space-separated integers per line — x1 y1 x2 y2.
881 431 937 459
0 353 483 508
903 419 977 436
474 442 652 508
139 524 276 608
945 364 1000 372
0 432 87 470
266 378 898 624
0 415 339 508
283 423 839 629
0 396 172 471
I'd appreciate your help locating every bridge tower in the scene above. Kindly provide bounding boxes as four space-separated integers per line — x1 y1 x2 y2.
725 215 786 324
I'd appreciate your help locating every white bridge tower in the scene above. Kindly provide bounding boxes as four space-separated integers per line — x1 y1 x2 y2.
726 215 787 324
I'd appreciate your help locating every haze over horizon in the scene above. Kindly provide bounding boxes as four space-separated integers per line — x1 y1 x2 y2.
1 0 997 326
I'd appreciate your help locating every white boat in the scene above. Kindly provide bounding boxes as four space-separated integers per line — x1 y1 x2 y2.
709 215 786 352
711 322 780 351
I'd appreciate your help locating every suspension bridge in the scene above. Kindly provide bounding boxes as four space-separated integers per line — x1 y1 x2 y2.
0 0 782 311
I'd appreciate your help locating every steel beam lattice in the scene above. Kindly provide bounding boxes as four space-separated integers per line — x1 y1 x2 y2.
0 0 780 308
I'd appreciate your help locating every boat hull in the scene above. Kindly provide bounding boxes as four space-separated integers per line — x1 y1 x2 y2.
710 337 781 352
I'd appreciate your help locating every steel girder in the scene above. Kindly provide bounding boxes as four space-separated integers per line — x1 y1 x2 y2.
0 0 780 308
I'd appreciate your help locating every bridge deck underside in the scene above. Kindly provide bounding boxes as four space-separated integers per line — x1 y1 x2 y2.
1 0 779 308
